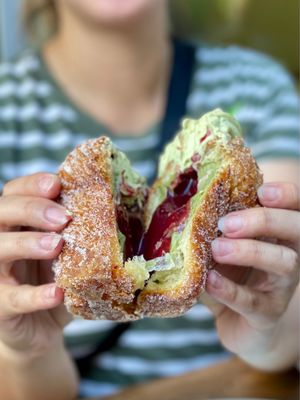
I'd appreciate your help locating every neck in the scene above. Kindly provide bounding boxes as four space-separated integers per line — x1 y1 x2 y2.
44 3 171 134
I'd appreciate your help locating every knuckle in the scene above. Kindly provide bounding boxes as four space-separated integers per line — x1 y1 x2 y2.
0 194 16 213
288 183 300 205
226 282 239 305
23 198 38 219
260 207 273 232
251 240 264 262
14 234 29 255
282 249 299 277
228 239 247 261
7 287 21 313
245 293 260 314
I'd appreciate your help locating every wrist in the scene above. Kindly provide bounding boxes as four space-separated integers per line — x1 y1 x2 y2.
237 321 299 372
0 336 79 400
0 334 65 367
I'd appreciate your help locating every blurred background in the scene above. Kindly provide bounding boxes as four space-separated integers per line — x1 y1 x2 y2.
0 0 298 80
171 0 299 80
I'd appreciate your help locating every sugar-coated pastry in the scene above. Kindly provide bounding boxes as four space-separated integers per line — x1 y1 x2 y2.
53 109 263 320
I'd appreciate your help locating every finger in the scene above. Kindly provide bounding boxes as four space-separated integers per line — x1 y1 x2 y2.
258 182 300 211
212 238 299 280
0 196 71 230
50 303 73 328
206 270 270 321
0 283 63 319
0 232 63 263
2 173 61 199
199 291 225 318
218 207 300 242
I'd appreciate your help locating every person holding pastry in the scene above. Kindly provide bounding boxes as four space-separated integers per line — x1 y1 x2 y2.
0 1 299 399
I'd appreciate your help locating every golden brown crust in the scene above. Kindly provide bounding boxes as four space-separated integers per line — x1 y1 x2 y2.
134 138 262 318
54 136 262 320
53 137 137 320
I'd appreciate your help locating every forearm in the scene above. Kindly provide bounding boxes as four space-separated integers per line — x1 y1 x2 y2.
0 337 79 400
238 286 299 372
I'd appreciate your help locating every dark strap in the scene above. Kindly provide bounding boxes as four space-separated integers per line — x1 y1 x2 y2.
75 38 196 378
158 38 196 152
76 322 131 377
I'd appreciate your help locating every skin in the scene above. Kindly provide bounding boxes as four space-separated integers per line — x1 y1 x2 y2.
44 0 171 135
205 159 300 371
207 177 300 370
0 173 78 399
0 0 299 398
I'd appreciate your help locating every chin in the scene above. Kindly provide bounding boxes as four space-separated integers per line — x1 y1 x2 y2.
66 0 164 26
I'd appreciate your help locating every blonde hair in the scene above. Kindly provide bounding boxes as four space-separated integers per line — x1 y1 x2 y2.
22 0 58 45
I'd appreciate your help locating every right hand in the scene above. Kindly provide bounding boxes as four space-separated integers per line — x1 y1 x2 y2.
0 173 72 361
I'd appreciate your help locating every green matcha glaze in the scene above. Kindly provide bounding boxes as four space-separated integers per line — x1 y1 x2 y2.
111 147 147 201
119 110 244 285
158 108 241 176
141 109 243 283
146 109 242 227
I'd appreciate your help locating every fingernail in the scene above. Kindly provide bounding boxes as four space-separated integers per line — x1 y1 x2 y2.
208 270 223 289
212 238 234 256
45 207 69 225
39 175 56 193
258 184 280 201
44 284 58 299
39 234 62 251
218 215 243 233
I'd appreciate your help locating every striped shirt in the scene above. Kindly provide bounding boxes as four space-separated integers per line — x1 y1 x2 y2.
0 42 299 398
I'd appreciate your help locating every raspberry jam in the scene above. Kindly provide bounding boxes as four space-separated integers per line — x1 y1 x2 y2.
139 168 198 260
200 128 211 143
116 167 198 261
116 203 144 260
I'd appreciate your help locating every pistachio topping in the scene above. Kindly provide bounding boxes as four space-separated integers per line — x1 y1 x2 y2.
158 108 242 178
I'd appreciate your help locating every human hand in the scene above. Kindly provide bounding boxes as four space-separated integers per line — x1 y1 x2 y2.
205 182 299 368
0 173 72 360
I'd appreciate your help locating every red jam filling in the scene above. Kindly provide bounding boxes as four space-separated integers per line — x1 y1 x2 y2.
200 128 211 143
116 167 198 261
138 168 198 260
116 203 144 260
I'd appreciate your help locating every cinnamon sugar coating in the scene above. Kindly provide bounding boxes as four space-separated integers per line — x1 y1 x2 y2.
136 139 262 318
53 137 138 320
53 135 262 320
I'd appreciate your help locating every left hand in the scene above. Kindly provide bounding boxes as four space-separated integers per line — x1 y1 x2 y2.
205 182 299 367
